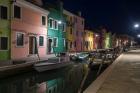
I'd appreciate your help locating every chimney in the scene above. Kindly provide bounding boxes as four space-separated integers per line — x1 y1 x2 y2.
57 0 63 12
78 11 82 16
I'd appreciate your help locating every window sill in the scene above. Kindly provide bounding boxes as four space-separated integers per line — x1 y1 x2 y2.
0 50 9 51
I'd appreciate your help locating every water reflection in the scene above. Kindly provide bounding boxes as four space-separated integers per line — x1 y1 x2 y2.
0 63 88 93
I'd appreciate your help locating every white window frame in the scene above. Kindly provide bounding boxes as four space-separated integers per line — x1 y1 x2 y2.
13 4 22 19
0 5 9 20
49 18 54 29
53 20 58 30
39 35 44 47
62 23 66 32
63 38 66 47
16 32 25 47
48 18 59 30
0 36 9 51
53 37 58 47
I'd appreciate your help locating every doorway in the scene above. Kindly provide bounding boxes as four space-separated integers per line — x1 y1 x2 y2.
29 36 37 54
48 38 53 53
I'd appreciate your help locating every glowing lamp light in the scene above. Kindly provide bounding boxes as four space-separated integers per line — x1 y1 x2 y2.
137 34 140 38
58 21 62 24
134 24 139 28
95 34 99 37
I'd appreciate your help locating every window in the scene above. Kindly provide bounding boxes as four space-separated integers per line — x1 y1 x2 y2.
16 33 24 46
81 32 83 36
42 16 46 25
70 28 73 34
85 41 88 48
82 20 84 25
53 38 58 47
74 41 76 47
63 38 65 47
14 5 21 19
0 6 8 19
70 42 72 48
70 17 72 22
62 23 66 32
49 18 58 30
0 37 8 50
39 36 44 46
54 20 58 29
49 18 53 28
75 17 77 23
76 31 78 36
49 90 52 93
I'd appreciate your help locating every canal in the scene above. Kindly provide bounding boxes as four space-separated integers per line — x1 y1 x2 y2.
0 62 107 93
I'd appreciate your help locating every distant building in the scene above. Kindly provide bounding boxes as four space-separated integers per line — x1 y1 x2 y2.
105 32 112 49
115 34 133 47
64 10 85 52
94 32 100 49
74 13 85 52
63 10 75 52
84 30 94 51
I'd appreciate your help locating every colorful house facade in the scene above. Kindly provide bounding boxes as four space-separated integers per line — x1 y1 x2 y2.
94 32 100 49
63 10 75 52
0 0 11 61
11 0 49 60
84 30 94 51
105 32 112 48
44 2 66 54
74 13 85 52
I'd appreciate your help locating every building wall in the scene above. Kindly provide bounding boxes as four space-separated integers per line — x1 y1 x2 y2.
94 33 100 49
0 0 11 60
63 10 75 52
47 8 66 54
74 16 84 52
105 32 112 48
11 1 48 59
84 30 94 51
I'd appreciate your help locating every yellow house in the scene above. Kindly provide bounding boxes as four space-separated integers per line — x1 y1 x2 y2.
84 30 94 51
63 10 75 52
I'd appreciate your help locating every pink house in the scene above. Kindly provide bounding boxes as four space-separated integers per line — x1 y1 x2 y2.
74 13 85 52
11 0 49 60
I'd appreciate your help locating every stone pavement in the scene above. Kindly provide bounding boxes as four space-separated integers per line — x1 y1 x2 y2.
84 49 140 93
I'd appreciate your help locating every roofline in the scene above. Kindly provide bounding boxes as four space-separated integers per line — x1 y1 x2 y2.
63 9 85 19
16 0 49 15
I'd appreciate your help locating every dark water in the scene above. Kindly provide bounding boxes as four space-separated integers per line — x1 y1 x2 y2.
0 63 107 93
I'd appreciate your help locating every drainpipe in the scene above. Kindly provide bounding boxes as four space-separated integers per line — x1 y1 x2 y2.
10 0 16 62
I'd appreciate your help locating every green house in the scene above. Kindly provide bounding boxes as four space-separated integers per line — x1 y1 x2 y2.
44 2 66 54
105 32 112 48
0 0 11 61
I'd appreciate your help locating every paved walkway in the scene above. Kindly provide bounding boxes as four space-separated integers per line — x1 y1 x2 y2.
84 49 140 93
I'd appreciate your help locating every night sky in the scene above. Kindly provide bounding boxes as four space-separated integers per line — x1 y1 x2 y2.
43 0 140 36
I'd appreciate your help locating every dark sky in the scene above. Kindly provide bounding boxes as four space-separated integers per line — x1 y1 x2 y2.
43 0 140 36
